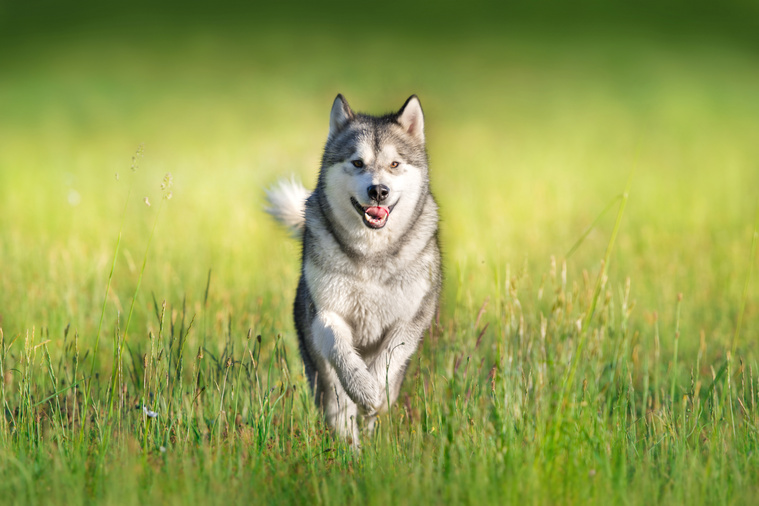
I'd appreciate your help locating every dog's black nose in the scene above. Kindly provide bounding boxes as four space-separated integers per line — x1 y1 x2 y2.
367 184 390 203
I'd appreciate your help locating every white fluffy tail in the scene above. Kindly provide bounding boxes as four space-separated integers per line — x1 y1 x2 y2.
265 177 310 235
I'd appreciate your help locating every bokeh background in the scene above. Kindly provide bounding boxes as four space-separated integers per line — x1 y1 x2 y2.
1 0 758 360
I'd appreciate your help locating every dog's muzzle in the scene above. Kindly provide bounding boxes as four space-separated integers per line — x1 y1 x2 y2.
350 197 398 229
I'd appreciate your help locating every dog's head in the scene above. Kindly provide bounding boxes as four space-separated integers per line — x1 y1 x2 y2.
317 95 429 237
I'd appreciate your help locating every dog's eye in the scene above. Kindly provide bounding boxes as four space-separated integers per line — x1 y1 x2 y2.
390 161 399 168
351 160 364 168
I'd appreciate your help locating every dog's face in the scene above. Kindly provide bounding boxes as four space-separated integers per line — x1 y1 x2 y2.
319 95 429 238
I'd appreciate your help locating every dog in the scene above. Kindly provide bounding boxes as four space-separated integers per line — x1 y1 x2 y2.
266 94 442 447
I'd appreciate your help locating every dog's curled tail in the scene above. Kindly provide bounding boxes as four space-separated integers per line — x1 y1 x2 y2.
265 177 310 235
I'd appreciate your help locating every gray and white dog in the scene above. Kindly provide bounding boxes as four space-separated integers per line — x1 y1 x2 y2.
266 94 442 446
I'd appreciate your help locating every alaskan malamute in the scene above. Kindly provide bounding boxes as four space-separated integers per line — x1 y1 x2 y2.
266 95 442 447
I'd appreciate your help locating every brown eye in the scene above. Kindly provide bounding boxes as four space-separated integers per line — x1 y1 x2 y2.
351 160 364 168
390 161 399 168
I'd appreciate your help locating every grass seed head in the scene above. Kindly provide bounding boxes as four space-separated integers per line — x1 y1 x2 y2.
131 143 144 172
161 173 174 200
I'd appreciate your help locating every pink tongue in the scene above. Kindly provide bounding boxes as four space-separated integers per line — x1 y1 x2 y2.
365 206 389 219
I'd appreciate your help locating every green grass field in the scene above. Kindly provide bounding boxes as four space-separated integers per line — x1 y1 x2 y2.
1 4 759 504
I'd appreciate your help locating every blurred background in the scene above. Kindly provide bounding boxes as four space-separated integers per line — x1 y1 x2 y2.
1 0 758 358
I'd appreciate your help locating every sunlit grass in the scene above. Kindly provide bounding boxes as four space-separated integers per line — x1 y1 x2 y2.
0 23 758 505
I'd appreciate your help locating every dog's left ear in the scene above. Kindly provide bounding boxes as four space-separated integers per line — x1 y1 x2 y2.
397 95 425 143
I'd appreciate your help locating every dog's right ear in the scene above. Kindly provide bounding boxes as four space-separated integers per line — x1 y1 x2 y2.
329 94 354 138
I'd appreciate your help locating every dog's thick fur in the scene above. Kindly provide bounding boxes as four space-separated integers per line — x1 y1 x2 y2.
266 95 442 446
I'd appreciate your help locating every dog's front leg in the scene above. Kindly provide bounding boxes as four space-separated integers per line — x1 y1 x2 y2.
365 294 437 431
313 364 360 446
360 322 421 434
312 311 382 415
368 322 422 412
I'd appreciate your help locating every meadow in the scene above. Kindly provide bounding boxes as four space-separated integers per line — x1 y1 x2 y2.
1 4 758 504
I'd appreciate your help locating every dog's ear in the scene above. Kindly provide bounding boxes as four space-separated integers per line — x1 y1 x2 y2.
329 94 354 138
397 95 425 143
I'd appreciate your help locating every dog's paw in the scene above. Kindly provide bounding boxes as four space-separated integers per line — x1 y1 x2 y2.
361 388 387 418
359 387 383 416
345 368 382 414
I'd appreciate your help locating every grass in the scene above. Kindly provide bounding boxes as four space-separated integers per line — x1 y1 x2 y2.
1 12 759 505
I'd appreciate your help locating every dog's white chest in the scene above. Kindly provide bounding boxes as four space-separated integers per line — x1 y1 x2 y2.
305 260 429 347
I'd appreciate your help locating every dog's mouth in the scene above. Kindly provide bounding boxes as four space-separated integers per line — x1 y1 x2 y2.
350 197 398 229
